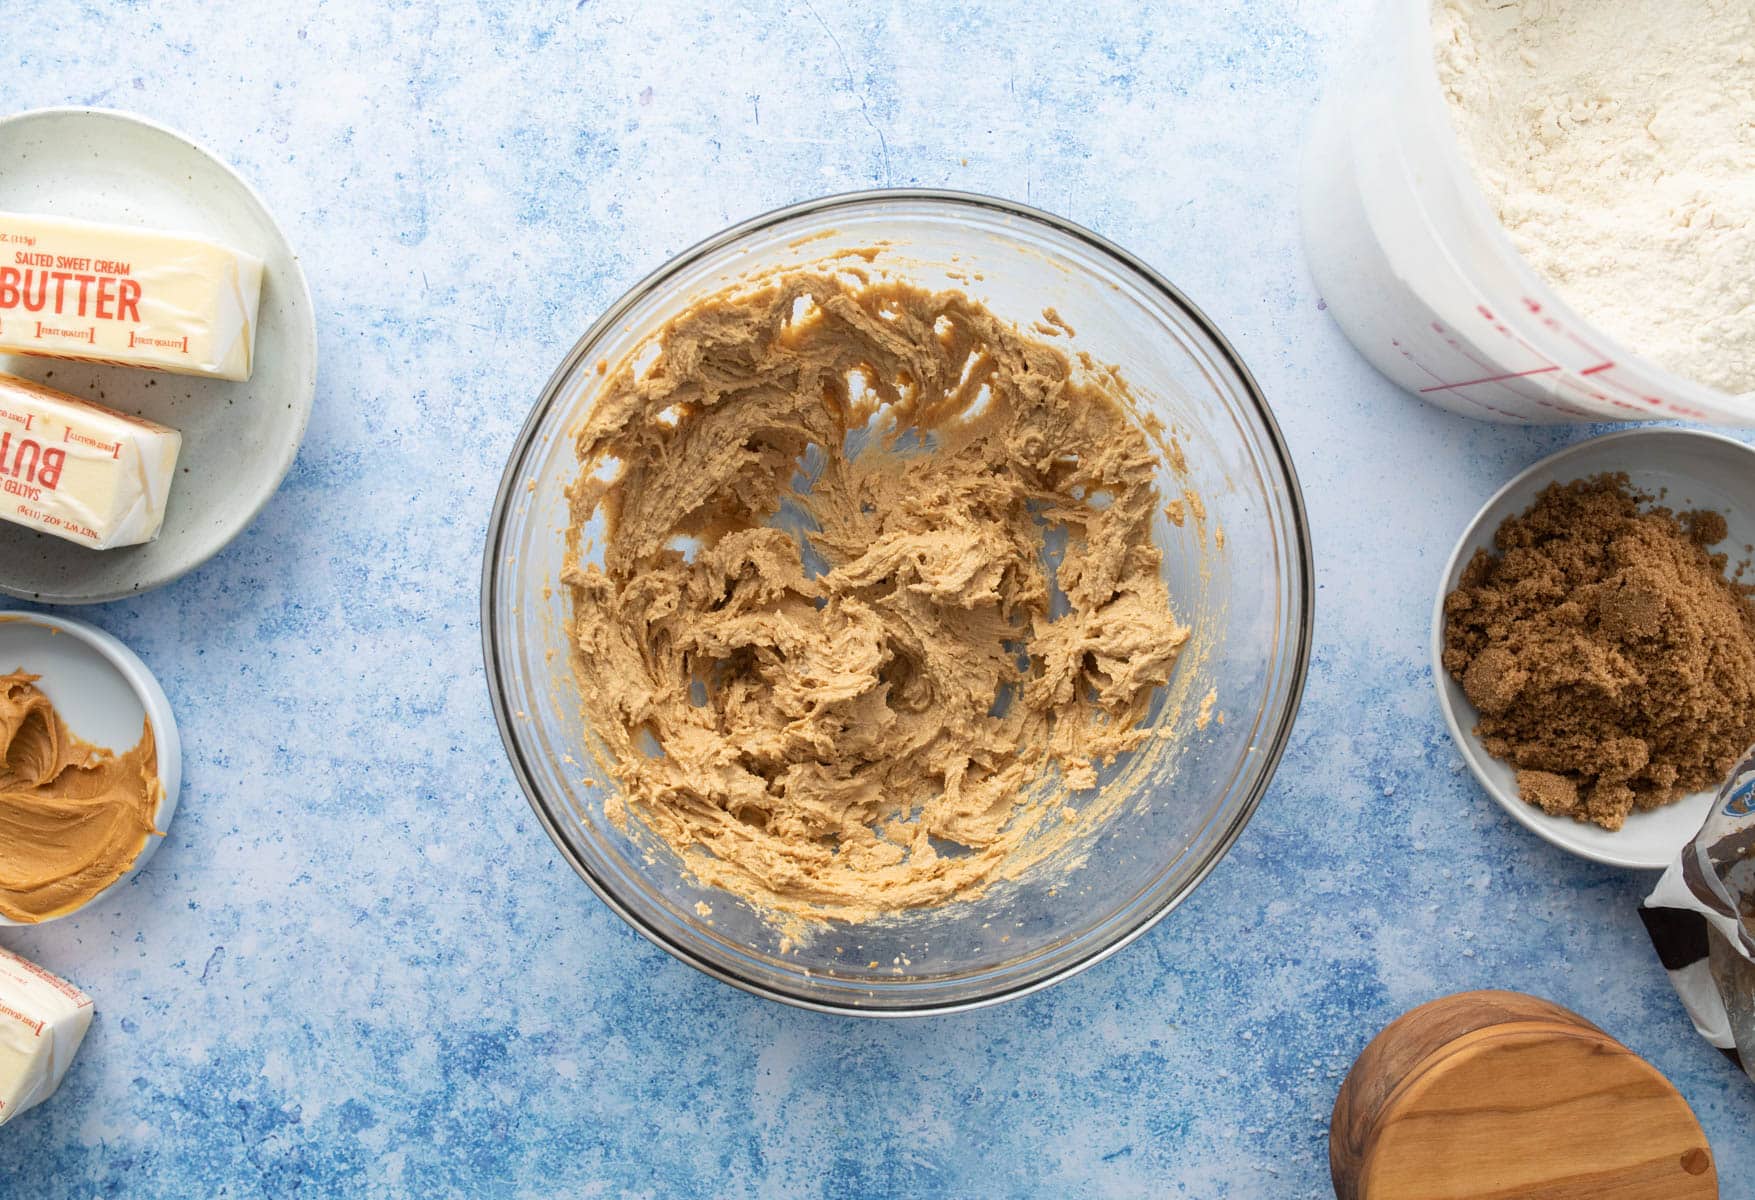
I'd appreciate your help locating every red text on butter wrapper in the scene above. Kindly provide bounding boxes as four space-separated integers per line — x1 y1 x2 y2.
0 431 65 495
0 261 142 323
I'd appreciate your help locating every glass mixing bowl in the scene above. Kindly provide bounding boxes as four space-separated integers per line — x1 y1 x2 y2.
483 191 1312 1015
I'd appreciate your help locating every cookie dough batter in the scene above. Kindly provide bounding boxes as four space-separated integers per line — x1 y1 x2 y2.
0 672 162 922
564 271 1189 922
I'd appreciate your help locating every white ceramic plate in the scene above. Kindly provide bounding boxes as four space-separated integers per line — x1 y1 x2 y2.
0 611 181 925
0 107 317 604
1433 428 1755 870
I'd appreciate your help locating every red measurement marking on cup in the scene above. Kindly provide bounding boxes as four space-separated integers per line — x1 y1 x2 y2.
1418 366 1560 394
1423 320 1582 414
1483 304 1600 378
1432 320 1502 376
1479 304 1634 415
1497 300 1712 419
1393 338 1451 386
1566 380 1637 411
1554 329 1627 385
1391 337 1520 420
1477 303 1601 406
1433 321 1558 398
1573 352 1704 418
1477 304 1514 340
1519 299 1713 417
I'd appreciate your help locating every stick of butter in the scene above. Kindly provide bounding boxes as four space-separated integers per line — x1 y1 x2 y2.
0 946 93 1128
0 372 183 550
0 210 263 381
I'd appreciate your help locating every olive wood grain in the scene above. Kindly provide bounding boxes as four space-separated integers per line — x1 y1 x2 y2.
1330 990 1716 1200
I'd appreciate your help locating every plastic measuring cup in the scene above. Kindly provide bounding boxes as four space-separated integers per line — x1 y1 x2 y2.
1302 0 1752 426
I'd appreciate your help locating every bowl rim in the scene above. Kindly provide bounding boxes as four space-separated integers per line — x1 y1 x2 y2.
0 608 183 925
1429 426 1755 869
481 187 1315 1015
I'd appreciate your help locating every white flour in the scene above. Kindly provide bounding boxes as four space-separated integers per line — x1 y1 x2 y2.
1434 0 1755 396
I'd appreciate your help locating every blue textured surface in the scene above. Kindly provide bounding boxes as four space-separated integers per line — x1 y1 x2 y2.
3 2 1752 1196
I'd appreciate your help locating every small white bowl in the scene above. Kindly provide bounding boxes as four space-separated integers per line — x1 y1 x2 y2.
0 107 318 605
1432 428 1755 869
0 612 182 924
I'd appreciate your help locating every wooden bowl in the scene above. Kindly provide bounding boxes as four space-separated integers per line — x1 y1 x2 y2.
1331 991 1717 1199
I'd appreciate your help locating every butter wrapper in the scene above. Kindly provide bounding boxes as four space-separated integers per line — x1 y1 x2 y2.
1642 747 1755 1083
0 372 182 549
0 210 263 381
0 946 93 1128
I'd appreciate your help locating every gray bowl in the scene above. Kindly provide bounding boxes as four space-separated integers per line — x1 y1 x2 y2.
1433 428 1755 869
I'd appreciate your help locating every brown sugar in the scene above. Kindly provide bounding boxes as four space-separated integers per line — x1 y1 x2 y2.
1442 475 1755 831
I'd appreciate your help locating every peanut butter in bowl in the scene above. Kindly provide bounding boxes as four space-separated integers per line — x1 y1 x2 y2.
0 670 163 923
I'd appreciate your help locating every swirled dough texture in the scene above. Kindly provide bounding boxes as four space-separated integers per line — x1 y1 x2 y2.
0 672 161 922
564 273 1188 923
